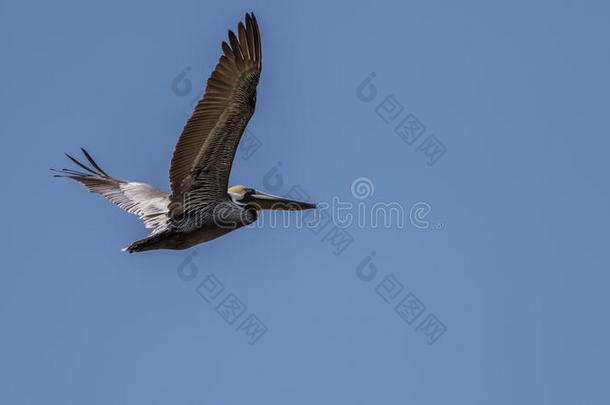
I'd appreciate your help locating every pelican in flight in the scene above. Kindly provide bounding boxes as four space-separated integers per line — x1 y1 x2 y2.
53 13 316 253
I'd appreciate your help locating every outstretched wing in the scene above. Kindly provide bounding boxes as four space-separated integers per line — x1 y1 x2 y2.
53 148 170 230
168 12 261 217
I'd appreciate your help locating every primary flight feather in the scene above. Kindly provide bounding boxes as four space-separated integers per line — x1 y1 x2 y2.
53 13 316 253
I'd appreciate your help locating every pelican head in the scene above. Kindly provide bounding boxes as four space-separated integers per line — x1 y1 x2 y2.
228 185 316 211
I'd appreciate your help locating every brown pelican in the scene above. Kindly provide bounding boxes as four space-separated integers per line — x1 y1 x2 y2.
52 13 316 253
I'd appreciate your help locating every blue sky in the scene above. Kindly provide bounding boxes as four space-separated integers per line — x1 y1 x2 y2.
1 0 609 404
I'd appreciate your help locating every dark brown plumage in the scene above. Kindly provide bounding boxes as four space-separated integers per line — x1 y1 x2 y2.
53 13 316 253
168 12 262 217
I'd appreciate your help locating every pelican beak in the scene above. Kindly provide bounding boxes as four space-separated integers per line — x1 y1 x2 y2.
247 190 317 210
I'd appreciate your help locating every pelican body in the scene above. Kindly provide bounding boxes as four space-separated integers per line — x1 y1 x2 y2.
53 13 316 252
